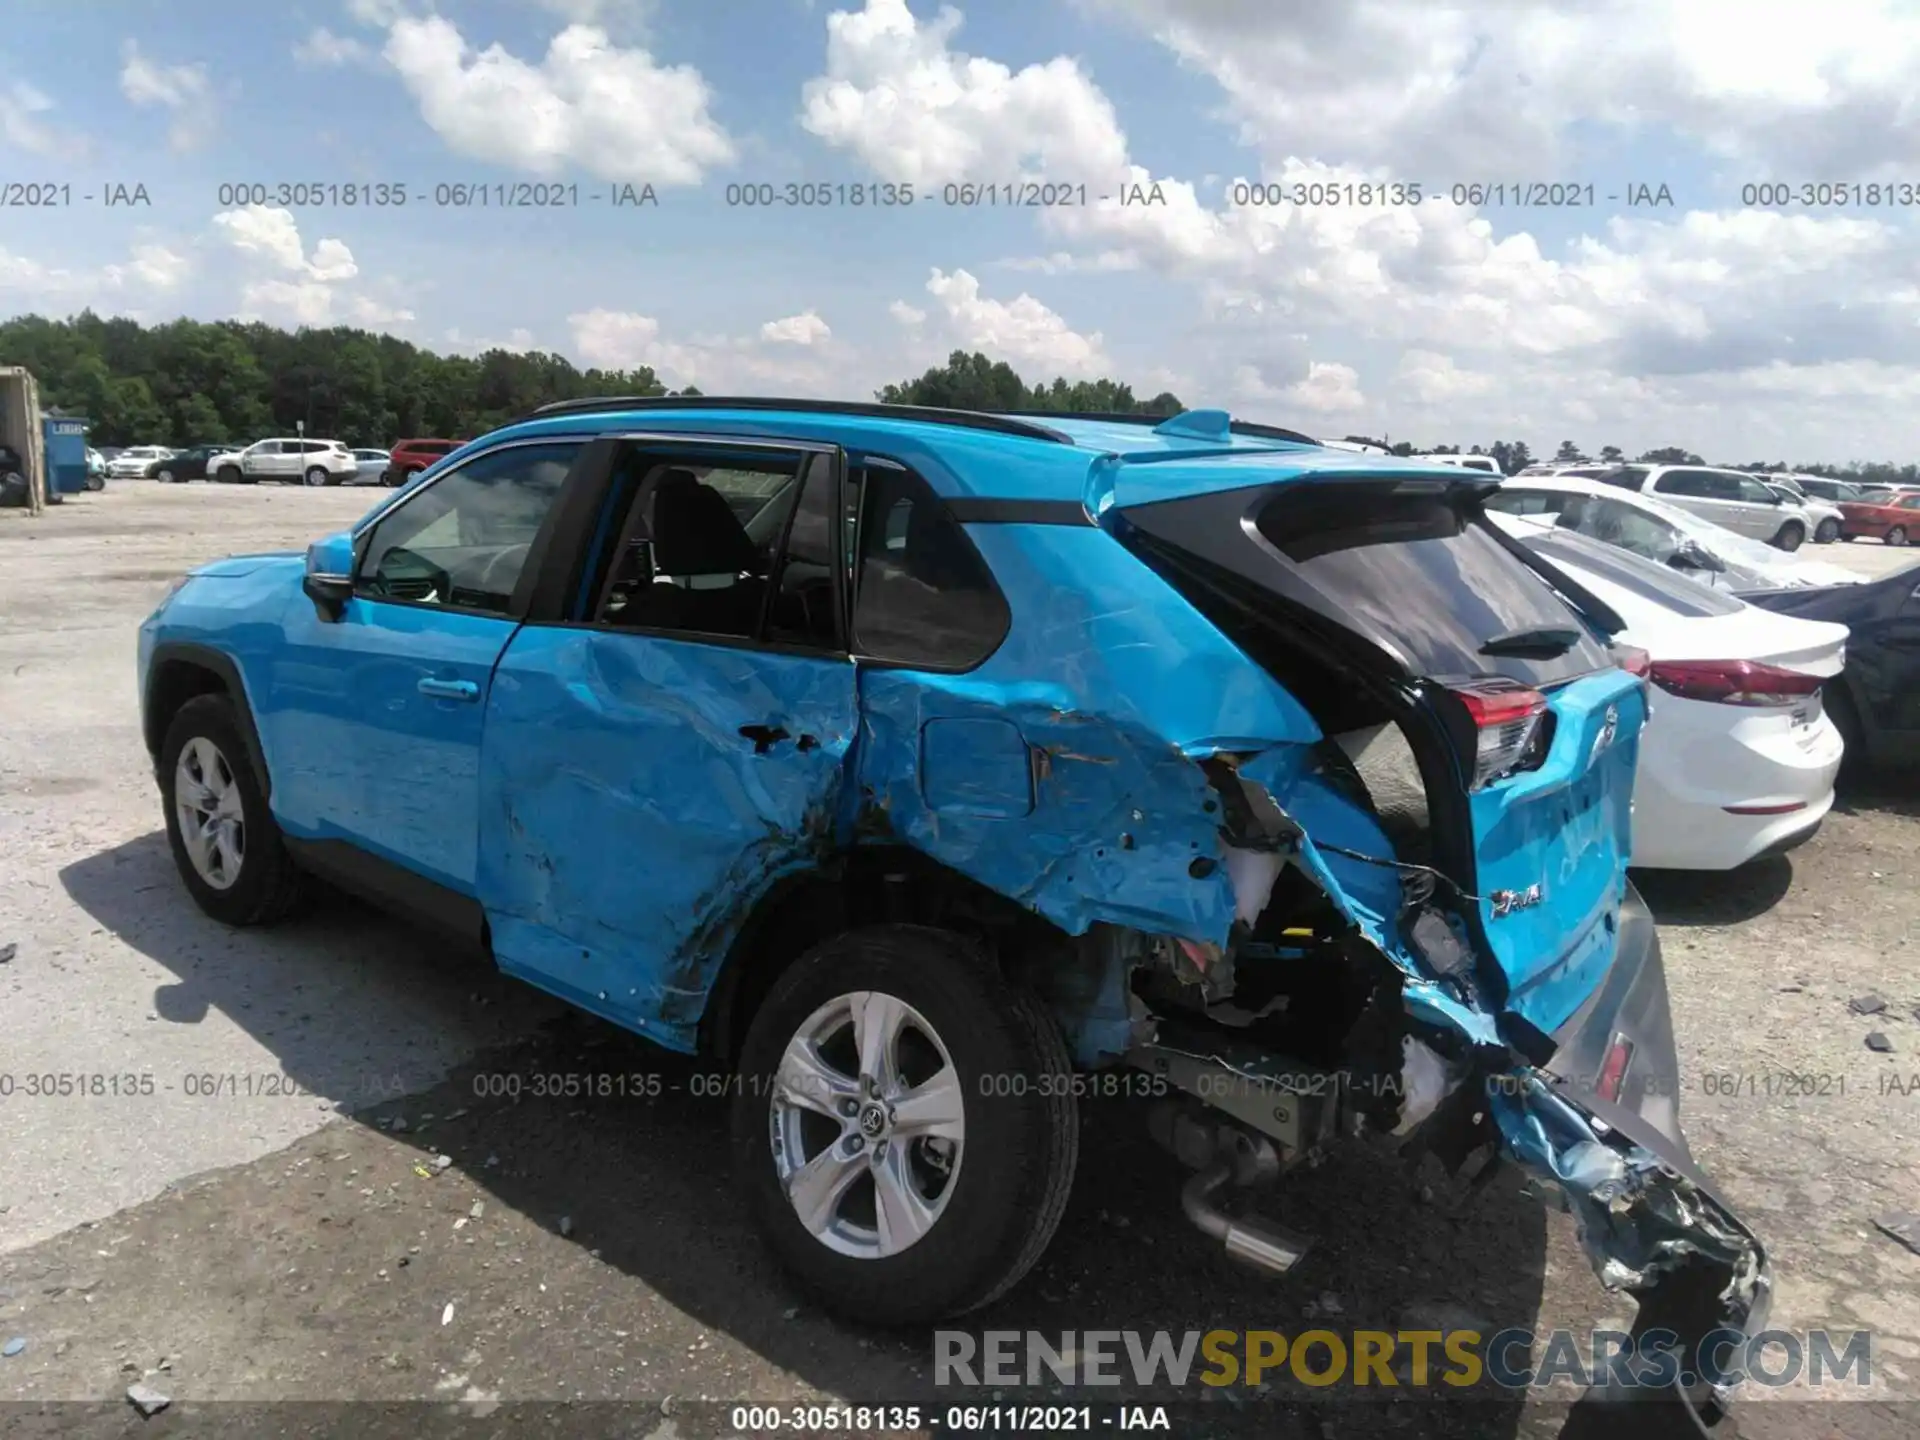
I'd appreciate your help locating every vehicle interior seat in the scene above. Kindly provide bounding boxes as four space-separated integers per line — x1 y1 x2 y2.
610 468 766 635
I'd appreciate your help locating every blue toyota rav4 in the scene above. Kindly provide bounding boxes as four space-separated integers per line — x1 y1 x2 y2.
139 398 1767 1419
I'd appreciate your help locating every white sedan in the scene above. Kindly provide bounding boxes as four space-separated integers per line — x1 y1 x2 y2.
1495 512 1848 870
1486 476 1862 591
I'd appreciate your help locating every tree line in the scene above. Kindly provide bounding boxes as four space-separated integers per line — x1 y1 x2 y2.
1 312 1911 484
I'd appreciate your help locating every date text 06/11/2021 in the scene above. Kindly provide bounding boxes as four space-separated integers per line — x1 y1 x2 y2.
728 1404 1175 1432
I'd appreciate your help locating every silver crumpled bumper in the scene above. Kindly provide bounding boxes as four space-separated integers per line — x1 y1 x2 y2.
1493 882 1771 1427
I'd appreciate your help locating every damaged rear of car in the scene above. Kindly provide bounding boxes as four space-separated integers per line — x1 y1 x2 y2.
1090 459 1769 1421
758 427 1766 1423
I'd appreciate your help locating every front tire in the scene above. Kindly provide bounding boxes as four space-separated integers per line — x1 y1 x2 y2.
731 924 1078 1326
156 468 175 484
1889 526 1909 547
159 695 305 926
1815 517 1841 544
1773 521 1806 552
215 465 240 484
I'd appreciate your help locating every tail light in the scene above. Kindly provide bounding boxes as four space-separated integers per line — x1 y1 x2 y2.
1646 659 1822 707
1447 677 1549 789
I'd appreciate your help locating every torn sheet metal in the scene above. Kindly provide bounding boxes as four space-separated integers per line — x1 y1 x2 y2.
1491 1073 1769 1355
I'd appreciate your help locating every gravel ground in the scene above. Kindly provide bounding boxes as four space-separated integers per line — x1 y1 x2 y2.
1 482 1917 1439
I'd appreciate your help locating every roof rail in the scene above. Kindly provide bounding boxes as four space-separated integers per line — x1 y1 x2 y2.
1016 410 1320 446
519 394 1072 442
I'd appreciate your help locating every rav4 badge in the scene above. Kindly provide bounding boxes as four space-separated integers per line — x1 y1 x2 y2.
1590 704 1620 765
1490 883 1544 918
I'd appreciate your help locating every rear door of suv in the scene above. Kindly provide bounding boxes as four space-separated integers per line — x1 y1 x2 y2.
1116 472 1647 1037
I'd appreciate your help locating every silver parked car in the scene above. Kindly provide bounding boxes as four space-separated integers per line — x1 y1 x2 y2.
350 448 392 485
1588 463 1818 551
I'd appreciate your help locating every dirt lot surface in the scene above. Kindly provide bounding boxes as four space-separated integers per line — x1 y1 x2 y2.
2 482 1917 1439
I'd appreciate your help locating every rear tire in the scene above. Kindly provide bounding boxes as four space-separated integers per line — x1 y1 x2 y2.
1814 518 1840 543
156 468 175 484
159 694 305 927
303 466 328 487
1889 526 1909 547
1773 521 1806 552
730 924 1078 1326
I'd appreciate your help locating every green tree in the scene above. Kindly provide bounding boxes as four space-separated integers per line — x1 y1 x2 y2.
877 350 1182 416
1553 440 1584 463
1599 445 1624 463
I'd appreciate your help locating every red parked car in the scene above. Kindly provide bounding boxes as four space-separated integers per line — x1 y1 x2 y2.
381 438 464 487
1838 489 1920 546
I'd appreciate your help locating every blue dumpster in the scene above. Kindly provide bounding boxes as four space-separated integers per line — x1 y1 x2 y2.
44 416 89 497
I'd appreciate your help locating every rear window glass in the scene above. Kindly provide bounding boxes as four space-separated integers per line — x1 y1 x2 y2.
1255 483 1612 686
1523 530 1744 618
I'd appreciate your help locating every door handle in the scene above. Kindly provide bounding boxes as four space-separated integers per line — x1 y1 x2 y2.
418 677 479 702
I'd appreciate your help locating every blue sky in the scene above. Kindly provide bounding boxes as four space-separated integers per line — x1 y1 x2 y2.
3 0 1918 462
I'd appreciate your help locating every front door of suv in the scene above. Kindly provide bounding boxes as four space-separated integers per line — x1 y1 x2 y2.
474 436 859 1048
258 439 583 890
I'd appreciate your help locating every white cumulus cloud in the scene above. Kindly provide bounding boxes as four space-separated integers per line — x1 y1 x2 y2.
118 42 212 151
802 0 1129 184
568 308 848 391
293 28 373 67
907 267 1110 376
379 17 734 185
761 311 832 346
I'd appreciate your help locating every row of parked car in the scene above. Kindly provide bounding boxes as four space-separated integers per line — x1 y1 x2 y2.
89 438 465 489
1514 460 1920 548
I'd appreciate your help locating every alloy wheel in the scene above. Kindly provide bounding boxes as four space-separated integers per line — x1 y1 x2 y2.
768 989 965 1260
1890 527 1909 547
173 736 246 890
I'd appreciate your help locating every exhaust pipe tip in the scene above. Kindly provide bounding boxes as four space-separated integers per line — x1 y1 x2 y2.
1222 1214 1311 1275
1179 1161 1310 1276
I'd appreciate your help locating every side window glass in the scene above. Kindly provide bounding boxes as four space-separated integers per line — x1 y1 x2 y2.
851 464 1010 669
593 456 804 641
1584 499 1676 560
357 442 580 615
1736 478 1774 503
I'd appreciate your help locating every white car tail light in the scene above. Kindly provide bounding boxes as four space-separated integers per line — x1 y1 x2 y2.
1447 677 1549 789
1646 659 1822 707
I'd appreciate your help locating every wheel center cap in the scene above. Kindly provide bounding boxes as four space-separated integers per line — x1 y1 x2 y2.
857 1103 889 1139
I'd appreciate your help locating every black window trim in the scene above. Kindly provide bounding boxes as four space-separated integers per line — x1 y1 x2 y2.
350 435 597 623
